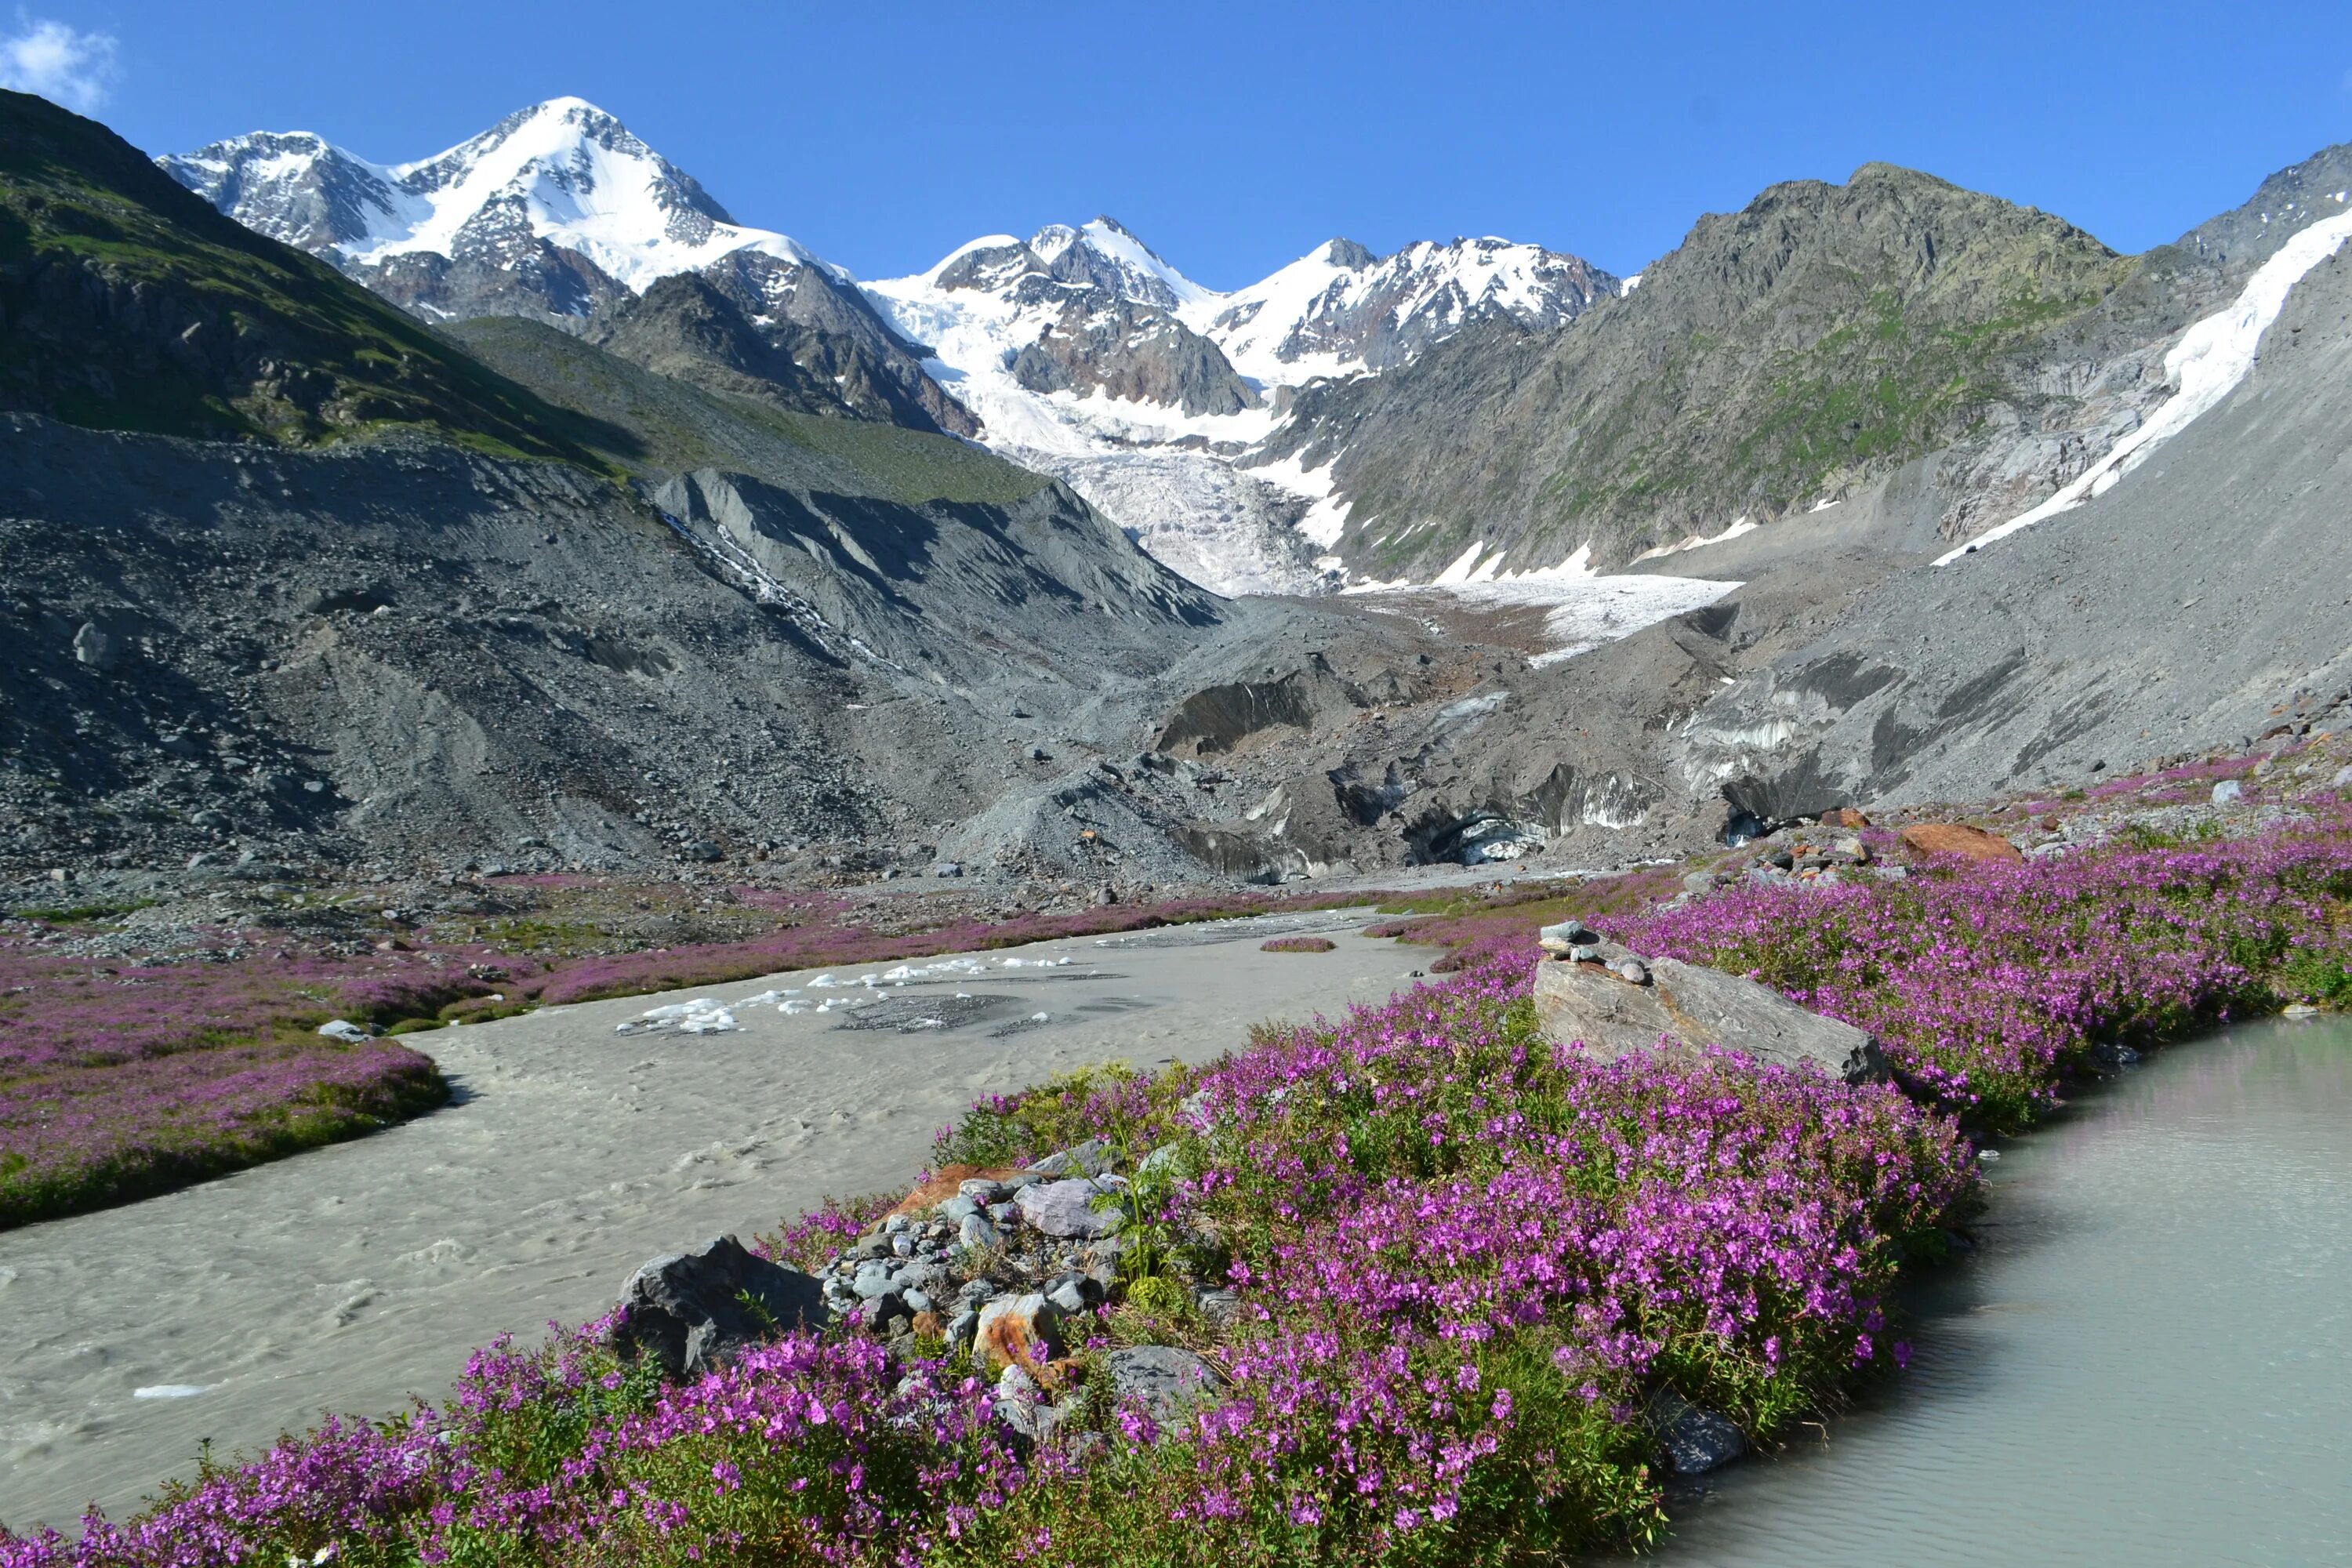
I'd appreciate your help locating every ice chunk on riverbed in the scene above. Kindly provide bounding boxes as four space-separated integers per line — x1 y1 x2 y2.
616 998 739 1036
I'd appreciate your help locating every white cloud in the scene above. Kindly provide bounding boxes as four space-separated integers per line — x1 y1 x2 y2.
0 14 118 112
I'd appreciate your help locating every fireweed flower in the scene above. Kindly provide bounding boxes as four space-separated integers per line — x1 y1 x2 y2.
10 802 2347 1562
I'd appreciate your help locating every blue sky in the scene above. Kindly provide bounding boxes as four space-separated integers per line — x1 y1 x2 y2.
8 1 2352 287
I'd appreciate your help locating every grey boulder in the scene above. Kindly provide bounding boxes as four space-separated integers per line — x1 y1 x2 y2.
71 622 117 670
1647 1388 1747 1475
1015 1177 1122 1239
1026 1138 1117 1178
994 1363 1077 1443
1106 1345 1227 1429
615 1234 829 1377
1533 946 1886 1084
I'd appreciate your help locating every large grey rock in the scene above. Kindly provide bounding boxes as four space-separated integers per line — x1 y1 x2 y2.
1533 947 1886 1083
1105 1345 1226 1430
1646 1388 1747 1475
1026 1138 1116 1178
615 1234 829 1377
994 1363 1077 1443
71 622 116 670
1015 1177 1122 1238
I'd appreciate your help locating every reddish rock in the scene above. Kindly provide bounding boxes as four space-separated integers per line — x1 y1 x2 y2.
975 1292 1065 1373
1820 808 1872 829
1898 822 2023 863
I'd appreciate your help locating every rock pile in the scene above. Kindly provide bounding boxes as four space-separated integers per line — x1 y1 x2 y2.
615 1137 1230 1448
1686 814 1889 895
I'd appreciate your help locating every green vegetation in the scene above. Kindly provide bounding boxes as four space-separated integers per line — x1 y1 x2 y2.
448 315 1051 508
0 89 615 463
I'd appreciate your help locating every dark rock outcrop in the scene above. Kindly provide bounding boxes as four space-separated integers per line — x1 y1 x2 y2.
614 1234 829 1377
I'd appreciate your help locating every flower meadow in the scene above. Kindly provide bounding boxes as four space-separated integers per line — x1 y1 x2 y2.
0 950 461 1228
1608 805 2352 1131
7 793 2351 1561
0 942 1978 1566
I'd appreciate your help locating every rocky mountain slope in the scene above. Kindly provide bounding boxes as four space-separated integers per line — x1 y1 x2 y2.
1267 147 2352 583
1678 234 2352 819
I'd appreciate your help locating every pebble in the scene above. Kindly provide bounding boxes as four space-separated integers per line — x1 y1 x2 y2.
2212 779 2245 805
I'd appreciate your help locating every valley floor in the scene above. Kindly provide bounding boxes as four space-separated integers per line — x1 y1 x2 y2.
0 911 1421 1533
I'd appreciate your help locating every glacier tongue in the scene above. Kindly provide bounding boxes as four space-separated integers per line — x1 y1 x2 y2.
1006 448 1334 598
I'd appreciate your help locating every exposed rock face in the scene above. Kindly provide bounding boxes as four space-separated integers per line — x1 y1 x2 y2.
614 1235 829 1377
1011 293 1258 417
1675 240 2352 815
585 258 975 436
1532 947 1887 1083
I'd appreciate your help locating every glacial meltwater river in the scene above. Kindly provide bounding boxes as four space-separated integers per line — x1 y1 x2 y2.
1648 1014 2352 1567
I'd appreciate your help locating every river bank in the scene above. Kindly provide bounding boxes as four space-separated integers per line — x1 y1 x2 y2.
0 910 1419 1533
1654 1013 2352 1565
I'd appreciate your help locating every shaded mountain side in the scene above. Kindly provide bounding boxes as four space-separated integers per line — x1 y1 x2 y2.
582 267 970 436
0 90 604 462
0 411 1256 883
1270 162 2141 579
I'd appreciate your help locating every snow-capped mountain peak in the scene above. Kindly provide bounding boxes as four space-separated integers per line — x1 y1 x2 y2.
160 97 825 307
1191 234 1620 384
1035 216 1214 309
